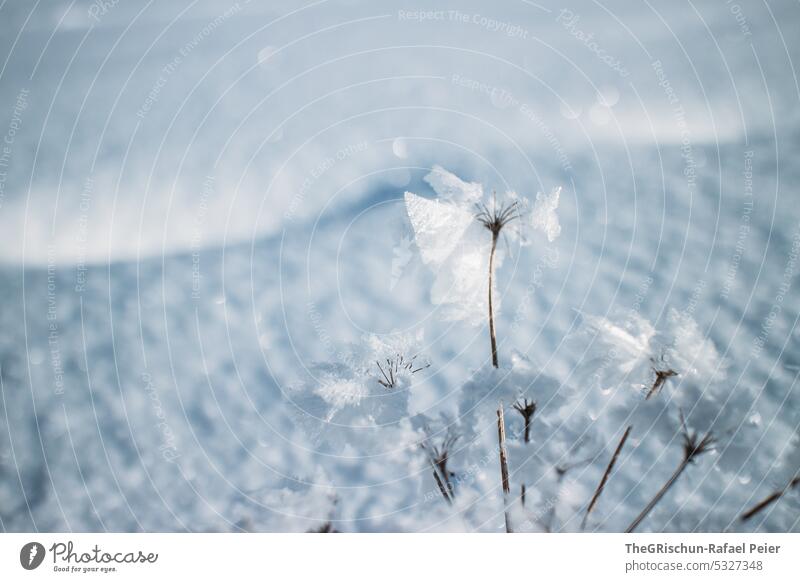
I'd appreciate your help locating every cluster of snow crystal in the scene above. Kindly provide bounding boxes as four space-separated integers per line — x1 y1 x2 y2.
404 190 493 325
665 309 727 383
403 191 476 266
423 165 484 206
576 310 659 390
530 187 562 242
403 166 498 326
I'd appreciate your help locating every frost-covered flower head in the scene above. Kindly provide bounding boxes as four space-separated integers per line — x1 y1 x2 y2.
404 166 561 324
576 308 726 399
574 308 733 443
288 331 429 450
577 310 658 392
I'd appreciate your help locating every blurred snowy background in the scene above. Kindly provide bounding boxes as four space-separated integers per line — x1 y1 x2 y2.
0 0 799 532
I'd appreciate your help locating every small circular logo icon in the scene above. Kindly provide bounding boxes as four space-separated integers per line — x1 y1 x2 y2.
20 542 45 570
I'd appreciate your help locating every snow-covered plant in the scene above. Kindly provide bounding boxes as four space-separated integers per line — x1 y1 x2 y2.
577 308 728 528
403 166 567 531
288 331 429 450
404 165 561 367
452 350 590 530
279 331 461 531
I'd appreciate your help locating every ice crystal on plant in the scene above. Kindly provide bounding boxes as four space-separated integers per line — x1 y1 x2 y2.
530 187 562 242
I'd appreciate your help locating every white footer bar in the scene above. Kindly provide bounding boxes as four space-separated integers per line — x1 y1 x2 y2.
1 533 796 581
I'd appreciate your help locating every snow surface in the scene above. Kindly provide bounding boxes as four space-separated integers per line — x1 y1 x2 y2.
1 0 799 532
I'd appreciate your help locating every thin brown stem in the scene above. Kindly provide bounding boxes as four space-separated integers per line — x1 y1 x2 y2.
582 368 678 528
626 457 689 533
512 398 536 508
740 476 800 521
437 458 454 497
476 195 518 369
488 233 499 368
428 458 453 505
421 430 459 505
582 425 632 530
513 398 537 444
497 405 513 532
626 422 714 533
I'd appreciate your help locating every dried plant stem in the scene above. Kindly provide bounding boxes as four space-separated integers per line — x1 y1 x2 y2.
626 421 714 533
477 195 517 369
497 405 513 533
422 431 459 506
740 476 800 521
626 456 690 533
488 232 499 368
645 368 678 400
582 425 632 530
582 368 677 529
512 398 536 508
429 459 453 505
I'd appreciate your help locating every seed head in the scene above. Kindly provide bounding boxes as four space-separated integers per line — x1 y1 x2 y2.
475 192 520 238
